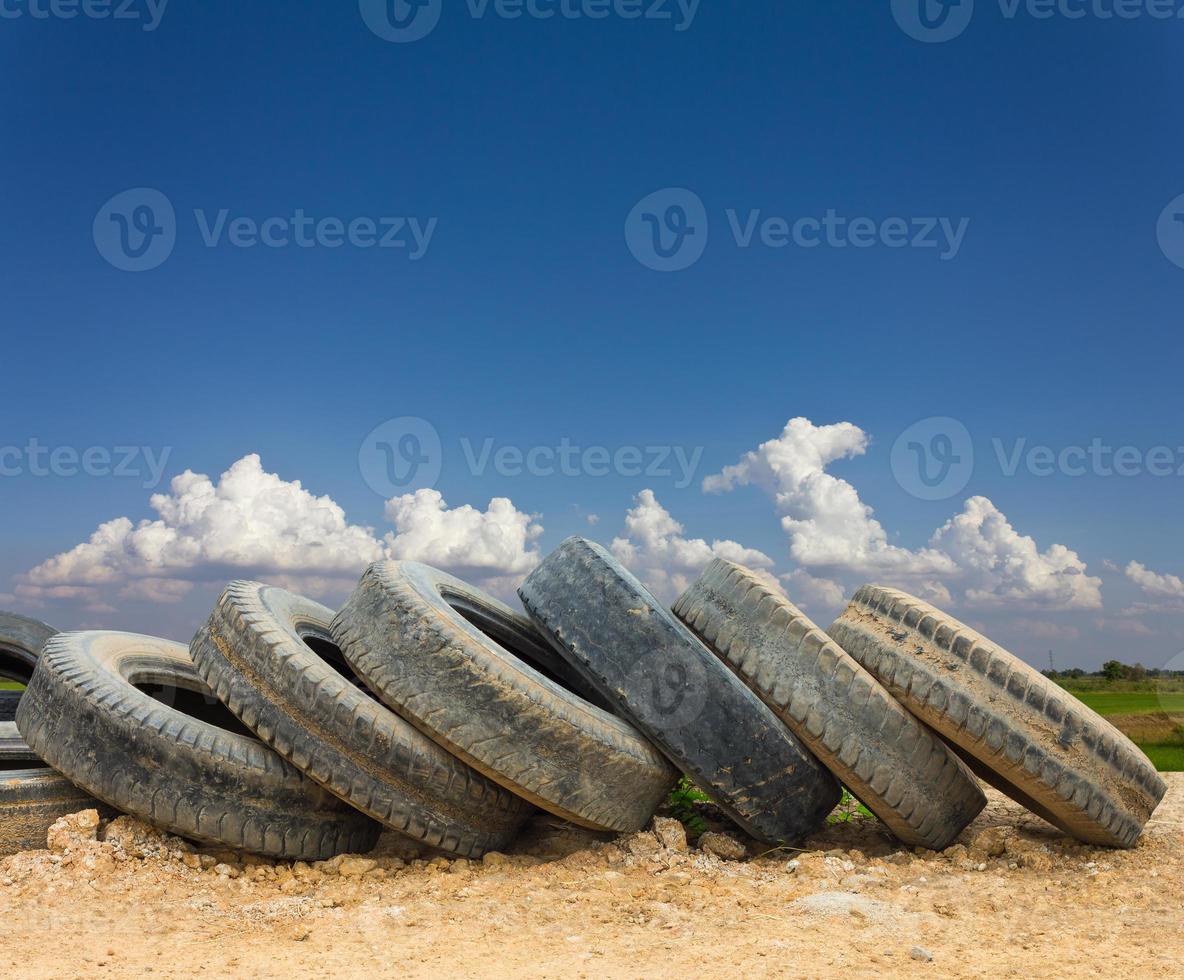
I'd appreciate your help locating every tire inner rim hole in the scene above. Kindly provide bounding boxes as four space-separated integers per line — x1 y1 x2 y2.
301 634 372 694
134 682 257 739
445 597 605 706
0 649 33 687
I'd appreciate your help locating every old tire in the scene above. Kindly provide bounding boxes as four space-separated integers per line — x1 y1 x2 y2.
15 631 380 859
0 769 112 856
0 612 57 725
674 560 986 849
827 586 1168 848
192 582 531 857
519 538 841 844
331 561 677 833
0 611 113 856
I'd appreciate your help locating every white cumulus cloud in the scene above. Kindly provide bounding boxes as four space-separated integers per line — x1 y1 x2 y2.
703 417 953 577
610 489 779 601
1124 561 1184 598
706 419 1102 612
929 496 1102 611
15 454 543 612
383 489 543 598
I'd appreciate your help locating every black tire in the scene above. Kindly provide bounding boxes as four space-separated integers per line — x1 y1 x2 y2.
0 611 56 727
0 768 111 857
0 611 57 683
674 560 986 849
192 582 532 858
15 630 380 859
827 586 1168 848
332 561 677 833
519 538 841 844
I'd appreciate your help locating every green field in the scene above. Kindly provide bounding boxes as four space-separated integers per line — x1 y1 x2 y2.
1056 681 1184 773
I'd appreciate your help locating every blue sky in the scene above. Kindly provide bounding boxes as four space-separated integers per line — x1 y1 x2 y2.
2 1 1182 670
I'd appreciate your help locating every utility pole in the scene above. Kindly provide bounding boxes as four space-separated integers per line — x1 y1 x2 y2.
1048 649 1055 674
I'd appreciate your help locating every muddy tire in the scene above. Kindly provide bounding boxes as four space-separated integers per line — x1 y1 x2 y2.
0 769 112 856
332 561 676 833
519 538 841 844
0 612 57 726
827 586 1168 848
15 631 379 859
192 582 531 857
674 560 986 849
0 612 56 683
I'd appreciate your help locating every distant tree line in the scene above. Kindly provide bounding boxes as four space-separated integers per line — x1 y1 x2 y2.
1042 661 1184 682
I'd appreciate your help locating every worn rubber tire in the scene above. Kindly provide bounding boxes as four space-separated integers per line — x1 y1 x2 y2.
0 612 56 682
15 631 379 859
519 538 841 844
0 612 57 725
674 560 986 849
192 582 531 857
331 561 677 833
0 768 113 857
827 586 1168 848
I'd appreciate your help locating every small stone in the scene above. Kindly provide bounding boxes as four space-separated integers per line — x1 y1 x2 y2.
182 853 202 870
698 832 746 861
314 855 345 876
213 863 240 878
199 854 218 870
785 859 801 873
970 827 1011 858
621 832 663 859
338 856 378 877
651 817 688 853
482 851 510 869
1018 851 1052 872
46 810 101 853
911 946 934 962
102 816 181 860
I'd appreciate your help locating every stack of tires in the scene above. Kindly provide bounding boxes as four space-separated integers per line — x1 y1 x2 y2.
2 536 1167 860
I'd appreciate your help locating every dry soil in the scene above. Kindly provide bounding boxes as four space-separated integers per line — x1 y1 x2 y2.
0 775 1180 978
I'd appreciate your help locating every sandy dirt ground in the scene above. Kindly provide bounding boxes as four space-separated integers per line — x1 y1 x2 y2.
0 774 1180 979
